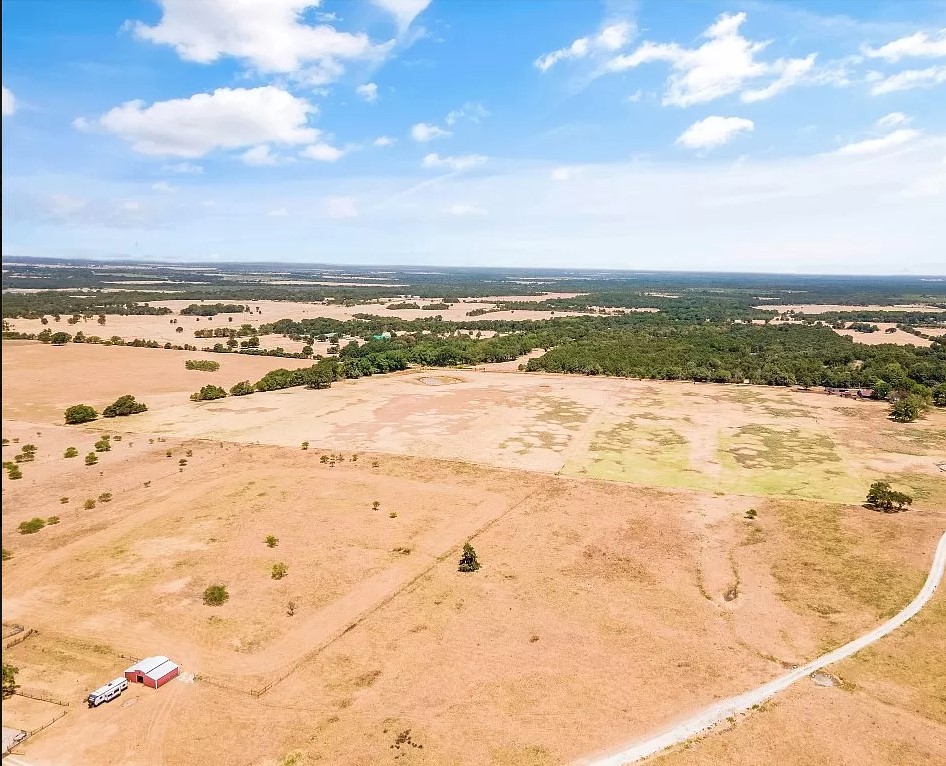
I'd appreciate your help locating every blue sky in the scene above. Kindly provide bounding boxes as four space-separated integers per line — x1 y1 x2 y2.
2 0 945 273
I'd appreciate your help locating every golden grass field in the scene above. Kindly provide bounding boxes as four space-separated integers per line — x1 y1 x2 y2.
2 341 944 766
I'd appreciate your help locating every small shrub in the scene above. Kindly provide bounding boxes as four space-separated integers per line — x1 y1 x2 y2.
85 452 98 466
458 542 480 572
287 601 296 617
271 562 289 580
6 464 22 480
185 449 193 457
371 460 380 468
372 501 381 511
112 435 122 442
60 496 69 504
166 450 173 457
319 455 329 464
190 385 227 402
389 512 397 518
179 458 188 466
98 492 112 503
18 518 46 535
229 380 255 396
203 585 229 606
185 359 221 372
143 481 151 488
63 447 79 458
301 441 309 450
47 516 60 525
1 438 8 446
745 508 757 519
94 436 111 452
84 498 96 509
102 395 148 418
1 548 11 561
64 404 97 424
265 535 279 548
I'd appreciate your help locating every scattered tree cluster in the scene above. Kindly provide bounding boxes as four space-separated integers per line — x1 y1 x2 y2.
864 481 913 512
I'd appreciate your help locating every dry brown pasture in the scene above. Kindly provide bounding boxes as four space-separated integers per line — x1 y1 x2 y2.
2 341 944 766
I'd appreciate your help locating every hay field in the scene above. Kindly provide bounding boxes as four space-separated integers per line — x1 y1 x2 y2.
2 341 944 765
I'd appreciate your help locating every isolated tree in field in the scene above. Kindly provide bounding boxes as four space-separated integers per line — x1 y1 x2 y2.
203 585 229 606
50 331 72 345
64 404 98 424
103 395 148 418
372 501 381 511
271 562 288 580
2 663 18 698
865 481 913 512
458 542 481 572
301 441 309 450
63 447 79 458
85 452 98 466
890 394 929 423
94 436 111 452
84 498 96 509
7 464 23 480
229 380 254 396
265 535 278 548
191 384 227 401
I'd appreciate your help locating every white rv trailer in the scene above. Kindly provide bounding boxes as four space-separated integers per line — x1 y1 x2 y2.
87 677 128 707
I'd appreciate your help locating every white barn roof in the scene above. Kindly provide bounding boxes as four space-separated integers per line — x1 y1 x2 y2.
126 656 179 680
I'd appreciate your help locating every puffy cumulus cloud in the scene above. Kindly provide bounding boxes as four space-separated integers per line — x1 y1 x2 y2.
869 65 946 95
836 128 921 156
131 0 390 82
97 86 317 157
2 85 15 117
606 12 817 107
326 196 358 218
300 142 345 161
443 203 487 216
370 0 431 33
373 135 396 147
241 144 280 166
876 112 911 130
676 116 754 150
535 20 634 72
862 29 946 62
356 82 379 102
421 153 487 172
411 122 451 142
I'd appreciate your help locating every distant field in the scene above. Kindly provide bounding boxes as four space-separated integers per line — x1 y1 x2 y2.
832 322 934 347
754 303 946 313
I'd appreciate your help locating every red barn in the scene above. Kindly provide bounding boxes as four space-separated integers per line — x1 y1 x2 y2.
124 656 180 689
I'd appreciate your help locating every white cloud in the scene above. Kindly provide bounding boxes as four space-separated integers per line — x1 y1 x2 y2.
551 166 581 181
421 153 488 172
606 12 817 107
836 128 921 156
97 86 317 157
268 208 289 217
445 101 490 126
626 89 643 103
869 65 946 95
741 54 816 102
356 82 379 102
2 85 17 117
300 143 345 162
876 112 911 130
151 181 176 192
443 203 487 216
242 144 279 166
121 200 142 212
132 0 389 81
163 161 204 174
371 0 431 33
72 116 91 130
411 122 451 142
373 135 396 147
326 196 358 218
676 116 754 150
862 29 946 62
535 20 634 72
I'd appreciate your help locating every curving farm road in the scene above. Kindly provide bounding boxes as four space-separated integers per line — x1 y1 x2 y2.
576 530 946 766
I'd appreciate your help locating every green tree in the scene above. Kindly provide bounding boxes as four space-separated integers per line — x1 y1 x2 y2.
7 464 22 480
203 585 229 606
458 542 481 572
890 394 929 423
50 331 72 345
18 518 46 534
94 436 111 452
865 481 913 512
102 395 148 418
63 447 79 458
64 404 98 424
190 384 227 401
271 562 289 580
85 452 98 466
265 535 278 548
2 663 18 698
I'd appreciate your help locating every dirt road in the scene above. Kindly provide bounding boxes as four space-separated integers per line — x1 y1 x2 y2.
575 530 946 766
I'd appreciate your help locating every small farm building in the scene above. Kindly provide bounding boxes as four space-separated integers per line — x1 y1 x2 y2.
124 656 180 689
